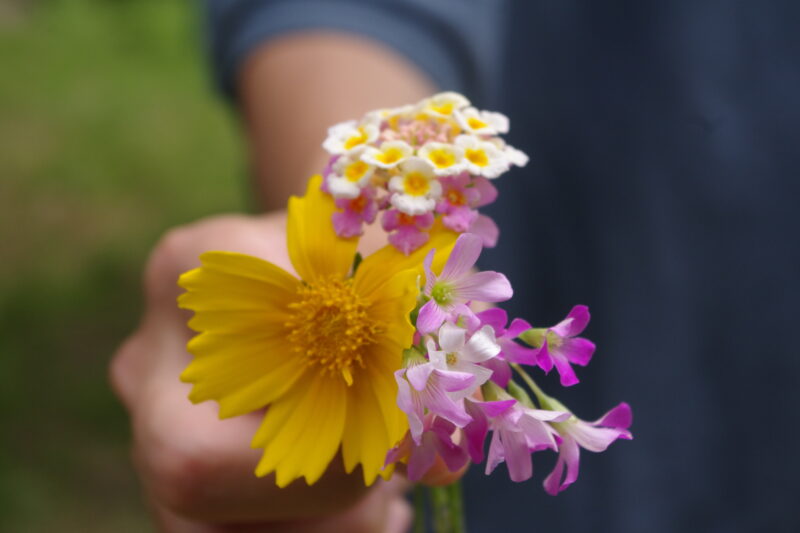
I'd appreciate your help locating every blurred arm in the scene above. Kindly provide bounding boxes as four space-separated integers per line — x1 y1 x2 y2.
238 31 436 212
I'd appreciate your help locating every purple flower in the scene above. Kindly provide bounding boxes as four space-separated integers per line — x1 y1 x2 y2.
417 233 513 334
521 305 596 387
462 398 515 463
332 186 378 237
381 208 434 255
385 415 468 481
395 361 475 444
481 400 569 482
543 402 633 495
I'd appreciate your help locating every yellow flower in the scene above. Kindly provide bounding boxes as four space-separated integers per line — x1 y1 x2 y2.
178 175 456 487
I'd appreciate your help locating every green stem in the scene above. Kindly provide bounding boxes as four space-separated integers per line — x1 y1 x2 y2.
413 484 426 533
510 363 547 402
449 480 466 533
430 486 452 532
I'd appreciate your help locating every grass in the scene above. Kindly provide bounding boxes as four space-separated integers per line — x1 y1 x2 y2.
0 1 246 529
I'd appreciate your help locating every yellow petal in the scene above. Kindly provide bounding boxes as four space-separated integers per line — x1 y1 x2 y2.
287 175 358 282
364 340 410 446
181 331 306 418
341 375 393 485
178 251 299 332
354 221 457 298
365 267 418 351
178 252 298 309
254 374 346 488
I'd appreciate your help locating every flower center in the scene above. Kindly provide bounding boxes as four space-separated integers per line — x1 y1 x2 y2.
465 148 489 167
403 172 431 196
467 117 488 130
285 276 382 385
344 127 369 150
344 160 370 182
430 281 453 305
427 148 457 169
446 352 458 365
377 147 404 165
446 188 466 206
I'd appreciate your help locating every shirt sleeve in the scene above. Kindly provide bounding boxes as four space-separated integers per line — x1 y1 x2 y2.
204 0 507 105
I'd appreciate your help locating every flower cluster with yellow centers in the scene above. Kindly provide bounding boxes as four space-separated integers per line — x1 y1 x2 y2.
321 92 528 253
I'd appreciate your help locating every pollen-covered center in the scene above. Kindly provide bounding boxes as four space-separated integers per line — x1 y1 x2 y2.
403 172 431 196
285 277 383 385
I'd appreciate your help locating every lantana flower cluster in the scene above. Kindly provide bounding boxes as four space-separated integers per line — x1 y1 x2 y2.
386 233 633 494
321 92 528 254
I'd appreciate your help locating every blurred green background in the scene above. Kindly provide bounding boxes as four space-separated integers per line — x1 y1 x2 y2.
0 0 246 530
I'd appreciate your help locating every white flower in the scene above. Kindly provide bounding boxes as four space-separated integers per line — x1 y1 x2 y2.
418 92 470 119
388 157 442 215
427 322 500 399
455 107 509 135
417 142 466 176
365 104 414 124
327 151 375 198
488 138 529 168
322 119 379 154
361 140 413 169
455 135 510 178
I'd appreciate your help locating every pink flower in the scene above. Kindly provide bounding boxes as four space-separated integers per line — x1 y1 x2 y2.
476 399 569 482
417 233 513 334
521 305 596 387
543 402 633 495
385 415 468 482
332 186 378 237
381 208 434 255
395 361 475 444
435 175 500 248
462 398 515 463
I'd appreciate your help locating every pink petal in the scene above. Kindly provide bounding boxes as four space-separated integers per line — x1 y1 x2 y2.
551 305 591 337
501 429 534 482
472 177 498 207
485 430 505 475
543 437 580 495
417 300 448 334
505 318 533 338
407 435 438 481
483 357 512 387
569 422 629 453
406 363 435 391
499 339 538 365
442 206 478 233
463 401 489 463
552 351 580 387
421 382 472 427
332 210 364 237
455 271 513 303
423 248 437 294
561 337 595 366
468 214 499 247
441 233 483 280
476 307 508 333
388 226 430 255
534 340 554 373
595 402 633 430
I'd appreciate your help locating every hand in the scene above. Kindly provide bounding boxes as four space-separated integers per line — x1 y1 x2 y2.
110 212 412 532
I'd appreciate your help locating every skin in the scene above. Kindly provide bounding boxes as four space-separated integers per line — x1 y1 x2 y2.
109 32 460 532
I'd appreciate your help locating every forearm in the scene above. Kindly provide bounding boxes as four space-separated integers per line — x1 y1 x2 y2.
238 31 436 212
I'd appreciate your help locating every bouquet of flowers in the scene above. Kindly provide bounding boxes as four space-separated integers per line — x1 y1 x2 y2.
178 92 632 532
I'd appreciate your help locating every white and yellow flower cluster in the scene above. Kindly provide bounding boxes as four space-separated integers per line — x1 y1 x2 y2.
322 92 527 211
